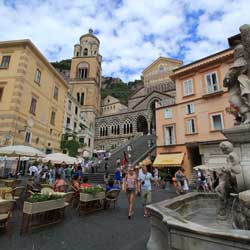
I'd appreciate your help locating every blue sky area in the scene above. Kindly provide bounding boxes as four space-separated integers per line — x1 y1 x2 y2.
0 0 250 81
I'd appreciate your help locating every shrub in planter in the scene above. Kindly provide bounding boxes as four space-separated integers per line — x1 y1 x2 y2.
80 186 105 201
23 193 66 214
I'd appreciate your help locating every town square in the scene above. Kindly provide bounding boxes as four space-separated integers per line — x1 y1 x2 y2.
0 1 250 250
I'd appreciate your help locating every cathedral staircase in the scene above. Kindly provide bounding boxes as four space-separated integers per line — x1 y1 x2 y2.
84 134 156 183
102 134 156 172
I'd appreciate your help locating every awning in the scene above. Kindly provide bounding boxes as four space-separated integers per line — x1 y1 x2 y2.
153 153 184 167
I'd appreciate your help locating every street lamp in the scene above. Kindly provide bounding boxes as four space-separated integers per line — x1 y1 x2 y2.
127 144 132 165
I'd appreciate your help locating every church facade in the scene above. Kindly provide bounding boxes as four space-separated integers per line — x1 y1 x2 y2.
94 57 182 151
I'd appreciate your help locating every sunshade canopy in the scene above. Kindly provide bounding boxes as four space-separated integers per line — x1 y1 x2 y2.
153 153 184 168
42 153 77 165
0 145 45 157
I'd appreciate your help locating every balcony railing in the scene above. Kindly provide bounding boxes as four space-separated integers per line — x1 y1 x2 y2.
165 137 176 146
202 86 224 98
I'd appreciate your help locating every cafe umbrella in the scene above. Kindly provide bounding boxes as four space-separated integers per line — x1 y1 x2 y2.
0 145 46 175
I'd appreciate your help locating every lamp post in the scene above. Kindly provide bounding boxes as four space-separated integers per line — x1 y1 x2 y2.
127 144 132 166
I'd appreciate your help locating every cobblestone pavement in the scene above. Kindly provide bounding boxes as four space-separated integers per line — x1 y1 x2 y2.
0 187 177 250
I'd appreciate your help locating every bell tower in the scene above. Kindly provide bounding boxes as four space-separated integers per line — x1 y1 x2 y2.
69 29 102 155
70 29 102 113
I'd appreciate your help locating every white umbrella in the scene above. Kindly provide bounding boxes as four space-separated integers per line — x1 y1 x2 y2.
42 153 77 165
0 145 45 175
0 145 45 157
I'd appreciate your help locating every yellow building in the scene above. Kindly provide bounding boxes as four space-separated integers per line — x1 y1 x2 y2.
0 39 68 153
142 57 182 95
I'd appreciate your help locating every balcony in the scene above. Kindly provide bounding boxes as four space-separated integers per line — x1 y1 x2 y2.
202 87 224 98
70 77 97 83
164 137 176 146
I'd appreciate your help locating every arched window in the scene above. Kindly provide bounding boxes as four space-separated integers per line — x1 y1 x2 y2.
123 119 133 134
76 52 79 57
105 127 108 136
77 62 88 79
83 48 88 56
99 127 102 137
80 93 84 106
77 93 80 103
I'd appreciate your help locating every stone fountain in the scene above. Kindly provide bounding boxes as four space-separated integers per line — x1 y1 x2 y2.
147 24 250 250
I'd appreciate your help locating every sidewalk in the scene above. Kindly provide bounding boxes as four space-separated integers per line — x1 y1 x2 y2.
0 186 177 250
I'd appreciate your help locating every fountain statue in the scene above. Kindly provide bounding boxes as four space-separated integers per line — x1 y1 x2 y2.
146 24 250 250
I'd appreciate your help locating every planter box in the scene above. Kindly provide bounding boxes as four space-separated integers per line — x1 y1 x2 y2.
23 199 65 214
80 192 105 202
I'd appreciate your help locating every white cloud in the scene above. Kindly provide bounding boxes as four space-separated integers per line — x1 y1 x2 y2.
0 0 250 81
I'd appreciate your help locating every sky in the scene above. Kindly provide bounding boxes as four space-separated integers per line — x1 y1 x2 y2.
1 0 250 82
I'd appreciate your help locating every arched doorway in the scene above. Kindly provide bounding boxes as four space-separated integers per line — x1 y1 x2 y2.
136 115 148 135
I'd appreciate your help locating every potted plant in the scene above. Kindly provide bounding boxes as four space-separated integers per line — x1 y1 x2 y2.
80 186 105 202
23 193 66 214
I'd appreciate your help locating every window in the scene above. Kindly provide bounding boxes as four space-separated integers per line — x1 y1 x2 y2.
183 79 193 96
0 56 10 68
83 48 88 56
53 86 59 100
34 69 41 84
88 138 91 147
186 118 196 134
159 65 165 71
29 97 37 115
76 52 79 56
205 72 219 94
24 131 32 144
66 117 71 126
186 103 195 114
50 111 56 126
79 68 88 79
210 113 224 130
74 122 77 129
79 137 84 144
164 126 175 145
77 62 88 79
68 100 72 110
0 87 4 102
80 93 84 106
75 106 78 115
165 108 172 119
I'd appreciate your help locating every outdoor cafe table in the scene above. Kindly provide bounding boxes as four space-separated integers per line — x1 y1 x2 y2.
20 193 68 235
78 192 106 215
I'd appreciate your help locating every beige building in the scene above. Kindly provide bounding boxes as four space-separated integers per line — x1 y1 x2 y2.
101 95 128 116
143 57 182 94
0 39 68 153
67 29 102 155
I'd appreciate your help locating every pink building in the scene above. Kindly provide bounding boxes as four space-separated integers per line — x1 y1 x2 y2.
155 48 234 178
